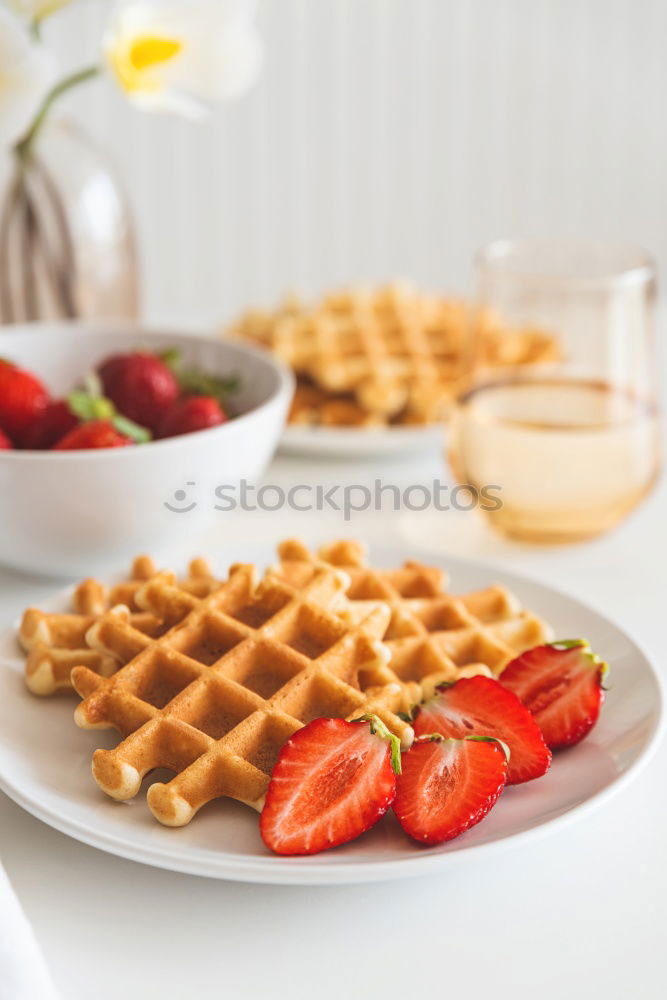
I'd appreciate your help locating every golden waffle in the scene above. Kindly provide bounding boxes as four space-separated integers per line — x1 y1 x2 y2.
71 563 415 826
276 539 553 698
20 556 219 695
229 282 560 427
289 377 385 429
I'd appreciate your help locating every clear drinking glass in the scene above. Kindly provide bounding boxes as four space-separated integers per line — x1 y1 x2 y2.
448 240 661 542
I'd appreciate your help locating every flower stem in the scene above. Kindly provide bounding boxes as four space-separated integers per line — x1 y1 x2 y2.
14 65 101 163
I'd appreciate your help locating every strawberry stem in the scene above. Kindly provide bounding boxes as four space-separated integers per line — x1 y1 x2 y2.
354 713 402 776
83 371 104 398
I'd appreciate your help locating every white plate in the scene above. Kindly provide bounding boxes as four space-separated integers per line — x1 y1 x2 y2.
0 546 663 885
280 423 444 458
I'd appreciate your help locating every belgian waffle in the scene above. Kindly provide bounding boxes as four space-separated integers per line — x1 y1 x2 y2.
276 539 553 698
229 282 560 427
72 563 415 825
20 556 219 695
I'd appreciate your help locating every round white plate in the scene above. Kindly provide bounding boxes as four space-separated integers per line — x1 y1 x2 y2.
280 423 445 458
0 546 662 885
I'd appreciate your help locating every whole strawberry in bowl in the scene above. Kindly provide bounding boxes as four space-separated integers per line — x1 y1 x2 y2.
0 323 293 576
0 359 50 447
98 351 179 434
158 396 227 438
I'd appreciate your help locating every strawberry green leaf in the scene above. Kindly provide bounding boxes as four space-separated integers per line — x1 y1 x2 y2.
67 391 115 422
354 713 402 776
159 348 182 368
465 734 512 764
411 733 511 765
160 348 239 404
177 368 240 403
547 639 588 651
111 415 151 443
549 639 610 688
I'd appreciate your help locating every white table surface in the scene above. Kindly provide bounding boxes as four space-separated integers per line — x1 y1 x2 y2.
1 444 666 1000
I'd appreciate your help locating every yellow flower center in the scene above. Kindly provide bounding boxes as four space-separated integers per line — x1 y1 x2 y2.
108 35 183 94
129 37 183 72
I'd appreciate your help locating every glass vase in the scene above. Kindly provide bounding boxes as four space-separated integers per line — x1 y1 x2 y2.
0 118 139 324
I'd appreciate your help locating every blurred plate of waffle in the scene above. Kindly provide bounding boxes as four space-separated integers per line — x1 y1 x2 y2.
0 539 661 884
226 281 561 456
281 421 445 457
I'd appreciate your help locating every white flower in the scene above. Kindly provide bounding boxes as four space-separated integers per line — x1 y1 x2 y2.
0 5 55 146
8 1 75 20
104 0 262 118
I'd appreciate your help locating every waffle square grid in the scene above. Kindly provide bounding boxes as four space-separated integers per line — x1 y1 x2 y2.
72 563 415 826
19 556 220 695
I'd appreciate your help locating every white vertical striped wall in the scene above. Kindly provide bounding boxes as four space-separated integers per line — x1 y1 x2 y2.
45 0 667 329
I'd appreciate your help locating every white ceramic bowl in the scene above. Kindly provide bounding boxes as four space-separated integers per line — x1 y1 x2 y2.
0 323 294 577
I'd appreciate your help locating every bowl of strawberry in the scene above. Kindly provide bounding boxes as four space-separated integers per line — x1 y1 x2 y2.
0 323 294 576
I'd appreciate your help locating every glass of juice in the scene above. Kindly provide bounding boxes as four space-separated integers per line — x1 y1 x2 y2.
449 240 661 542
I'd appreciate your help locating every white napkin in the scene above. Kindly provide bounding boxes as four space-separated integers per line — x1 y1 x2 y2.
0 862 59 1000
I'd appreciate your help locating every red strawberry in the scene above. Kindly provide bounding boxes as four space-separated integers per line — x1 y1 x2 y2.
260 715 401 856
500 640 608 750
393 735 508 846
0 360 49 446
159 395 227 438
98 352 179 433
53 420 132 451
414 676 551 785
22 400 79 450
0 428 13 449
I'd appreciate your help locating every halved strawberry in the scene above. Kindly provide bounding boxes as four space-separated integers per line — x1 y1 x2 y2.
500 640 608 750
413 676 551 785
393 735 508 845
260 715 401 856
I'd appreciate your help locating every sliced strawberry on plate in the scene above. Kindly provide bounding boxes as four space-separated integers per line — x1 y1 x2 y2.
260 714 402 856
413 676 551 785
394 734 508 845
500 640 608 750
